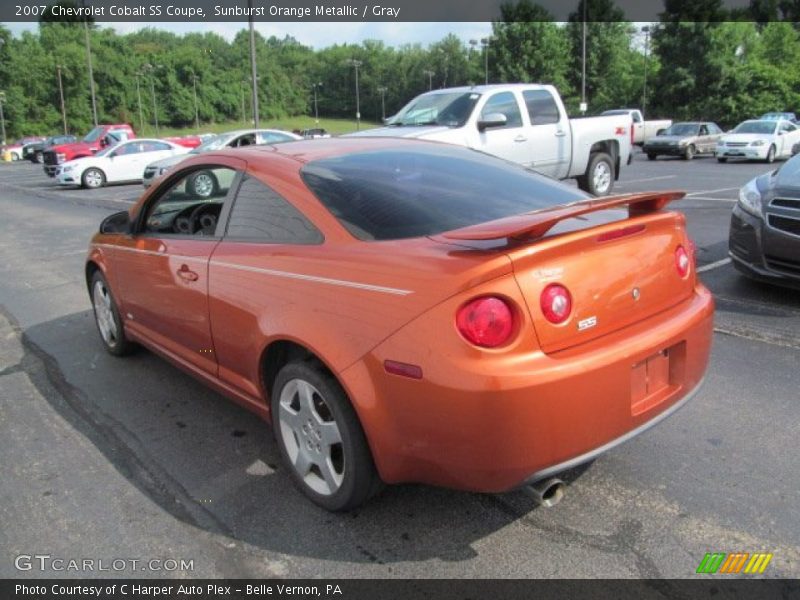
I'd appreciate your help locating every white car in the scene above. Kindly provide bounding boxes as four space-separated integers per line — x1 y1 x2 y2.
55 138 191 188
141 128 301 188
716 119 800 163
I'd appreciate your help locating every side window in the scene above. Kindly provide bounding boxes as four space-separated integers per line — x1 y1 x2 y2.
783 122 797 133
480 92 523 128
143 166 237 236
233 134 257 147
522 90 561 125
631 112 642 123
226 175 322 244
112 142 139 156
699 125 708 135
141 141 172 152
259 132 293 144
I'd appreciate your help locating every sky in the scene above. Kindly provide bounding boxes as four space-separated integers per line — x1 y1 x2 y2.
3 21 494 49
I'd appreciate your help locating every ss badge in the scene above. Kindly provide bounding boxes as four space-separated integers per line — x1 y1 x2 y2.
578 316 597 331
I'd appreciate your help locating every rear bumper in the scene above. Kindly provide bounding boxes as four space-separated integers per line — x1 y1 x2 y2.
346 284 714 492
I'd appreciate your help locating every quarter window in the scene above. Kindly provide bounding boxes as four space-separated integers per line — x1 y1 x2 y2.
480 92 523 128
522 90 561 125
226 175 322 244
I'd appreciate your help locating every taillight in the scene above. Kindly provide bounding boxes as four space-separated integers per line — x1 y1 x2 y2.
456 296 515 348
540 284 572 324
630 121 634 145
675 245 691 278
687 238 697 267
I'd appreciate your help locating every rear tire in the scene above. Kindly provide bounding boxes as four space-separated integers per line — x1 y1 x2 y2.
271 360 381 511
647 153 657 161
578 152 614 196
10 151 20 161
717 157 728 163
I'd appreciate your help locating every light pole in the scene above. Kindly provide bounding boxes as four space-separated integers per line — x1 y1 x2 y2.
423 69 434 90
240 80 247 125
581 1 587 114
311 82 322 123
469 38 491 84
641 26 650 119
0 91 6 146
189 70 200 130
345 59 362 130
142 63 159 135
248 0 260 128
134 72 144 133
81 1 98 126
377 86 387 121
56 65 67 134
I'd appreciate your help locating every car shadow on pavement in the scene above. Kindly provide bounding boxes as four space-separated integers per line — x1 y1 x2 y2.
20 310 594 565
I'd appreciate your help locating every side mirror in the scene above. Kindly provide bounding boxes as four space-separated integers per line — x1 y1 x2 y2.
100 210 131 234
779 131 785 136
477 113 507 131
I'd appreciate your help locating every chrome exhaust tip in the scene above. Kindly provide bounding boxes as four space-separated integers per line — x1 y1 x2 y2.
524 477 566 507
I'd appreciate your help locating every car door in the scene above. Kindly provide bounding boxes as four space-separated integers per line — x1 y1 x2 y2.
105 141 146 182
473 91 530 166
208 173 324 399
112 158 245 374
521 89 568 178
696 124 711 154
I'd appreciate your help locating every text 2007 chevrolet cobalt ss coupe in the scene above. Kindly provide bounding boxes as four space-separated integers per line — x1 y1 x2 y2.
86 138 714 510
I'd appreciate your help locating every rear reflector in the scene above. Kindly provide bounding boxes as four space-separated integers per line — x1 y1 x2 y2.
675 245 690 278
384 360 423 380
596 223 646 242
540 284 573 324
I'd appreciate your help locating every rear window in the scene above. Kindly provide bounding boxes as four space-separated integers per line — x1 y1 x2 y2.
300 145 586 241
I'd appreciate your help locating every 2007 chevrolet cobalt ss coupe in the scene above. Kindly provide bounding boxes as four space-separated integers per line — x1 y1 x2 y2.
86 138 714 510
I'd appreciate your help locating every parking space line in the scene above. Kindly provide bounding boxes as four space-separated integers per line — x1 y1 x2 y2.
697 258 731 273
683 196 736 203
617 175 677 186
686 187 738 197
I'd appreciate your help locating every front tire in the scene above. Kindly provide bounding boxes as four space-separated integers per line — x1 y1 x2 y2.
717 157 728 163
10 151 20 161
90 271 133 356
187 170 219 198
683 144 695 160
578 152 614 196
271 360 380 511
647 153 657 161
765 145 776 164
82 167 106 189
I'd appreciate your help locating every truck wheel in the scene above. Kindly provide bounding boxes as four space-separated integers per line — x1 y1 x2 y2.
82 168 106 189
647 153 657 161
579 152 614 196
683 144 695 160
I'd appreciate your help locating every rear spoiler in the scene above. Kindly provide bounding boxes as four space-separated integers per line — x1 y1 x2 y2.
442 191 685 241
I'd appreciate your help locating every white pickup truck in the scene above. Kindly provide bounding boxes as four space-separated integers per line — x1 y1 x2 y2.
601 109 672 145
352 84 633 196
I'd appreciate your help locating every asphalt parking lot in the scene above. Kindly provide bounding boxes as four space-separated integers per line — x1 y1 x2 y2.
0 153 798 579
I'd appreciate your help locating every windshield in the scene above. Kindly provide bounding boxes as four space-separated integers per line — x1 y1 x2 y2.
761 113 792 121
190 133 235 154
83 126 106 143
662 123 700 136
390 92 480 127
301 145 585 241
734 121 777 135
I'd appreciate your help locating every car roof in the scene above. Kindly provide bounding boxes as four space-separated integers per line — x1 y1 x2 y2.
206 137 454 165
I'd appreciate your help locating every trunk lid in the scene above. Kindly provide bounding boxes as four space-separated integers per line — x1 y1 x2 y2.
441 191 695 353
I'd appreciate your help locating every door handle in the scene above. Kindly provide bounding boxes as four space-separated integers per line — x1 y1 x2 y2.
555 130 567 137
514 135 528 143
177 264 199 282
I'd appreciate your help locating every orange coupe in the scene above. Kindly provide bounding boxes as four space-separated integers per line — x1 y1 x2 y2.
86 138 714 510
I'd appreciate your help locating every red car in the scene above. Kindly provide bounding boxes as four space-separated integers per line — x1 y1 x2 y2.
86 138 714 510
